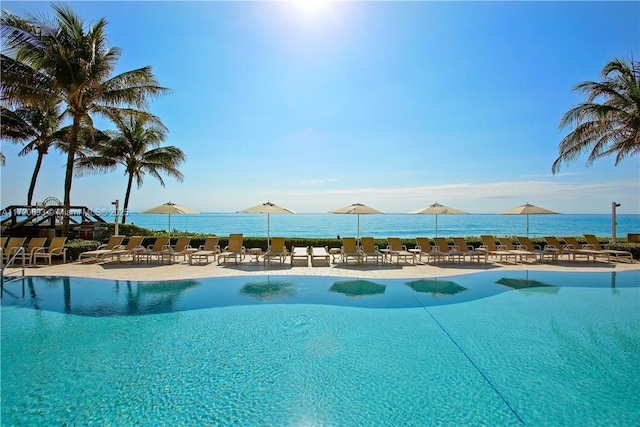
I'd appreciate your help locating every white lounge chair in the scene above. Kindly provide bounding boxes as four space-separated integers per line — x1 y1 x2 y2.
291 246 310 266
78 235 125 263
33 237 67 265
584 234 634 263
189 237 221 265
263 237 288 264
218 234 246 265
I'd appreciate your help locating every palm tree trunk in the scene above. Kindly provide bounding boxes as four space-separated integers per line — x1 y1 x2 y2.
121 173 134 224
27 149 45 206
61 119 80 236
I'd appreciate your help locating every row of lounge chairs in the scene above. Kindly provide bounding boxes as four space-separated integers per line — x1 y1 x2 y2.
330 234 635 265
0 236 67 266
74 233 636 266
77 235 213 264
5 233 634 268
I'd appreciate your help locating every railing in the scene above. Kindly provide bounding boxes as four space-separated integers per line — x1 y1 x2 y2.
1 246 26 293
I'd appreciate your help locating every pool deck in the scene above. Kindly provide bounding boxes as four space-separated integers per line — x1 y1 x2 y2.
4 256 639 281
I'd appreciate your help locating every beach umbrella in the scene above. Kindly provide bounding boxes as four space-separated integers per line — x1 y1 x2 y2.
405 279 467 296
499 203 559 237
141 201 199 236
409 202 468 237
330 279 386 297
329 203 384 242
238 201 295 248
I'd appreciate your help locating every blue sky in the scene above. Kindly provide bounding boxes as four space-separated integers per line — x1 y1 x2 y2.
1 1 639 215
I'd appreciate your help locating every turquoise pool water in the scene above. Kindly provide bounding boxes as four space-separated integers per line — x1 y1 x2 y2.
2 271 639 426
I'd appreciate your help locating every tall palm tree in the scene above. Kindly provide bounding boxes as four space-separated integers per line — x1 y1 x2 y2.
77 112 186 224
552 57 640 174
1 103 64 205
1 4 170 235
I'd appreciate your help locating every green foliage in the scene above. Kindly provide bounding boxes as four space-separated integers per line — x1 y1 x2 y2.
64 239 101 261
553 57 640 173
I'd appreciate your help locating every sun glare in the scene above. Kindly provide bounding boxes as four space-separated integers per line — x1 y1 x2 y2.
291 0 331 16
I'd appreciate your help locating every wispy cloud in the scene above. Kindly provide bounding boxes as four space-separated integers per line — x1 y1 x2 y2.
298 178 338 185
520 171 584 178
282 180 640 213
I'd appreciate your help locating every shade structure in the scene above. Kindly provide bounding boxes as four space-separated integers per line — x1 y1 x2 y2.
141 202 199 236
499 203 559 237
329 203 384 241
238 201 295 247
330 279 386 297
409 202 468 237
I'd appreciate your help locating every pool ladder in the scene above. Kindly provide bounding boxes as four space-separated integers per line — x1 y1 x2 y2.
1 247 26 296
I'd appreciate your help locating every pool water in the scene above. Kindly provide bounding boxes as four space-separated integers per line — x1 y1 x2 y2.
2 271 639 426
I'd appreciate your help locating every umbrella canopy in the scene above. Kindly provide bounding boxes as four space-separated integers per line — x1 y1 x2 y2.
330 279 386 297
329 203 384 241
238 201 295 247
409 202 468 237
499 203 559 237
406 279 467 296
141 202 199 236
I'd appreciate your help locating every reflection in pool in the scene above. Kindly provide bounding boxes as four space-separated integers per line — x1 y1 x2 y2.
1 270 639 426
1 270 637 316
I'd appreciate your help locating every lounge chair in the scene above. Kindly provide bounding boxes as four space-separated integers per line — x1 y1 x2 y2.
412 237 436 264
291 246 310 266
134 236 171 263
22 237 48 266
385 237 415 264
583 234 634 263
78 235 125 263
479 235 519 263
451 237 487 263
156 237 194 263
102 236 145 263
218 234 246 265
340 237 362 264
543 236 593 262
433 237 464 263
2 237 27 265
563 236 610 263
516 236 558 263
497 237 537 263
33 237 67 265
359 237 384 264
263 237 288 264
189 237 221 265
310 246 330 266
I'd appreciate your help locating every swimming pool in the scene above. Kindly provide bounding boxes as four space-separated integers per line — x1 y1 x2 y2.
2 271 639 426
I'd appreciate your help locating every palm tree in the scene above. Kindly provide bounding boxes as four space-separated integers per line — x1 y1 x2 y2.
1 103 64 205
552 57 640 174
1 4 170 235
77 111 186 224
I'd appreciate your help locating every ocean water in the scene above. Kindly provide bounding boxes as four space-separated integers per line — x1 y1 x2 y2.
101 213 640 239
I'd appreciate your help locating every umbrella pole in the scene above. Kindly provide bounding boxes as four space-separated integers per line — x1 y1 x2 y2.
168 213 171 238
357 214 360 243
267 213 270 249
526 214 529 237
435 214 438 238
